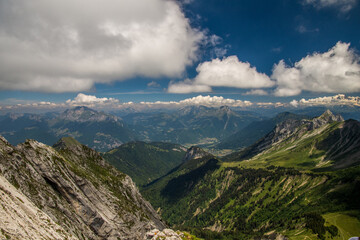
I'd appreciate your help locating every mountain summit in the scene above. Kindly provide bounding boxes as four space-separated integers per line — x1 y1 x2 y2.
60 106 121 123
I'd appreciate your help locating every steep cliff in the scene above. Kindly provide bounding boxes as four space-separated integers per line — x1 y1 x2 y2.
0 136 165 239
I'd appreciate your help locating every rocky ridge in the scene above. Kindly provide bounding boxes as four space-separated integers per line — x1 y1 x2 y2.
0 135 165 239
59 106 121 123
238 110 344 160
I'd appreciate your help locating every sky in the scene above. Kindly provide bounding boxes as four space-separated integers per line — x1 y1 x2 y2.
0 0 360 111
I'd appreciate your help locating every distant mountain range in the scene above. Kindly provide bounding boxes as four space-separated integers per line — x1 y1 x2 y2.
0 105 264 151
122 105 263 145
0 106 136 151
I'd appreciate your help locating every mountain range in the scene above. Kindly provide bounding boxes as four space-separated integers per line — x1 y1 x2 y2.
0 106 136 151
0 105 263 151
122 105 263 146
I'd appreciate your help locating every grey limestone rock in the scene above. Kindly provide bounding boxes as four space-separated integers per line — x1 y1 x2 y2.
0 136 166 240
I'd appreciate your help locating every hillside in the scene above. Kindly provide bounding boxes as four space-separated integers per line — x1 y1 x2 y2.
0 135 165 239
224 110 360 170
142 111 360 239
103 141 187 186
217 112 309 150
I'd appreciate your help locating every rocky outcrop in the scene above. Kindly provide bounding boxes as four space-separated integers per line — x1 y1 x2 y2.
183 146 212 162
0 136 165 240
144 229 184 240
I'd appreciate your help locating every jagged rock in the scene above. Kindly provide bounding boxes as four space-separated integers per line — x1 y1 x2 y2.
144 228 182 240
183 146 212 162
0 136 166 240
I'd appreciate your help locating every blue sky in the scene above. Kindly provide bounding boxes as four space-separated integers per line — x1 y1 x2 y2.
0 0 360 109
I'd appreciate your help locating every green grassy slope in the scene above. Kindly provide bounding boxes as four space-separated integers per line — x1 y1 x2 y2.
143 160 360 239
225 120 360 171
102 141 186 186
142 116 360 239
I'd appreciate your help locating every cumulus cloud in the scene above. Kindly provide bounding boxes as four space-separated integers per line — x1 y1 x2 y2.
66 93 119 106
296 94 360 106
303 0 358 12
272 42 360 96
0 0 204 92
290 100 300 108
168 56 275 93
178 95 253 107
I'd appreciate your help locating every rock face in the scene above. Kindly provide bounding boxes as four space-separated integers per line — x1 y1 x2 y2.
144 228 184 240
0 174 77 240
0 136 165 240
183 146 212 162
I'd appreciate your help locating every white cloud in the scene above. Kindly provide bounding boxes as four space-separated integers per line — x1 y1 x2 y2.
297 94 360 106
290 100 299 108
3 93 360 113
243 89 269 96
66 93 119 106
178 95 253 107
147 81 161 88
303 0 358 12
167 79 212 93
213 48 228 58
168 56 275 93
1 94 256 112
0 0 204 93
272 42 360 96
